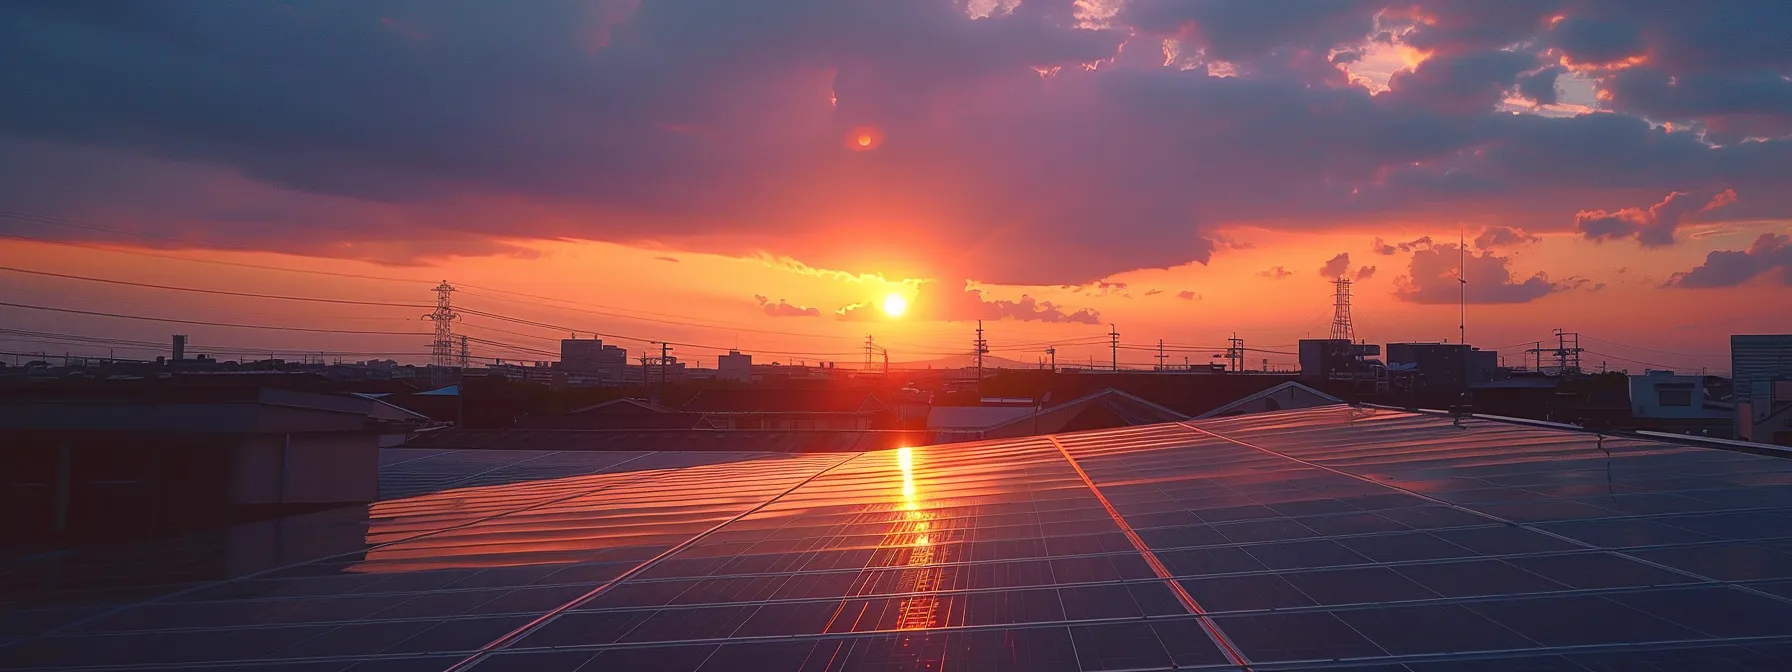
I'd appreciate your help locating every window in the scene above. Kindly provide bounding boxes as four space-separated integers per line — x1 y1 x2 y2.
1655 384 1693 407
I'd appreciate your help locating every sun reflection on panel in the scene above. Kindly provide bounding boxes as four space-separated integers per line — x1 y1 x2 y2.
889 446 945 632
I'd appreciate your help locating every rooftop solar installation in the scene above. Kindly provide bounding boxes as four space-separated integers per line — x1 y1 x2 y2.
7 405 1792 670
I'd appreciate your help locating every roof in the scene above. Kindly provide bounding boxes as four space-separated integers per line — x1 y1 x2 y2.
401 427 934 453
1195 380 1343 418
10 406 1792 670
925 405 1036 430
415 384 459 396
981 387 1188 437
684 388 885 413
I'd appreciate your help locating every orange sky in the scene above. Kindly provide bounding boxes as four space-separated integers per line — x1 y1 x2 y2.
4 217 1782 375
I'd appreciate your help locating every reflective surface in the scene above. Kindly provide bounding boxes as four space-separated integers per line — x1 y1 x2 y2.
6 407 1792 671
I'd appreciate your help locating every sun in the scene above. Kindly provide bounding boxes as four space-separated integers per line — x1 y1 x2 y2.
881 293 908 317
857 134 872 147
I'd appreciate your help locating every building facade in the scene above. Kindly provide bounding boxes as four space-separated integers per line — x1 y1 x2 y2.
1732 335 1792 438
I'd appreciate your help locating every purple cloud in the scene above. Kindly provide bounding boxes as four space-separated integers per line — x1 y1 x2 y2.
1576 190 1738 247
755 295 820 318
1176 290 1199 300
1319 252 1351 279
1258 266 1294 280
1667 234 1792 288
1356 265 1377 281
0 1 1789 287
1475 225 1541 249
1393 243 1565 304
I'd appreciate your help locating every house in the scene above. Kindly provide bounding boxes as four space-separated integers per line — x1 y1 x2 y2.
1196 381 1344 418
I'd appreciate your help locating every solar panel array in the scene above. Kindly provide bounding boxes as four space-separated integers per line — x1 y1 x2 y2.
6 406 1792 671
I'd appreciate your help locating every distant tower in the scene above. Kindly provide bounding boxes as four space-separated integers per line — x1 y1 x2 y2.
457 334 470 368
423 281 459 367
1330 277 1355 342
171 334 187 362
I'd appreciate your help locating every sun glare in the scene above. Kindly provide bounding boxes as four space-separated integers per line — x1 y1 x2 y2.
882 293 908 317
857 134 872 147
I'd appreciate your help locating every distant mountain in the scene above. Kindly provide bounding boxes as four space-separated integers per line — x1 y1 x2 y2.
890 353 1037 370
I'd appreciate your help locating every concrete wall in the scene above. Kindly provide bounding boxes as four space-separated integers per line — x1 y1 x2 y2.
231 432 379 506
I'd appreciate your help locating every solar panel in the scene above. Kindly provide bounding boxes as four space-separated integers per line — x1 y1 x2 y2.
6 406 1792 671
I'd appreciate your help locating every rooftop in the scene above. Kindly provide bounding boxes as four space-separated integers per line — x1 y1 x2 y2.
6 406 1792 670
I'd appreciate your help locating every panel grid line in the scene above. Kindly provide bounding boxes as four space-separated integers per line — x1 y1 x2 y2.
1046 435 1254 670
442 452 863 672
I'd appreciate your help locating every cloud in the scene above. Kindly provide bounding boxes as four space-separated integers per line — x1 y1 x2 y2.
1318 252 1351 278
1063 280 1129 296
755 295 821 318
655 256 680 263
1371 238 1398 255
1258 266 1294 280
1176 290 1199 300
1393 243 1565 304
1575 190 1738 247
3 2 1792 286
1474 225 1541 248
1143 288 1163 296
1666 234 1792 288
837 280 1099 324
1356 265 1377 281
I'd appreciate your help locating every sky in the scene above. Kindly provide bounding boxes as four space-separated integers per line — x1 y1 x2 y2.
1 0 1789 373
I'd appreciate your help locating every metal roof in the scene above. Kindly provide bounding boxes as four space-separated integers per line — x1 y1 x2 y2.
7 405 1792 670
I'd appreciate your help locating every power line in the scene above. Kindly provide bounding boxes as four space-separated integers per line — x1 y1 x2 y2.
0 265 429 308
1579 335 1727 359
0 301 428 336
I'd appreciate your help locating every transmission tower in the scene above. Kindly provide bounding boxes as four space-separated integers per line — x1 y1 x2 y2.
423 281 458 367
1330 277 1355 342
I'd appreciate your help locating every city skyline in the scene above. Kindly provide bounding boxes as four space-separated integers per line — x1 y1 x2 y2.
3 1 1789 372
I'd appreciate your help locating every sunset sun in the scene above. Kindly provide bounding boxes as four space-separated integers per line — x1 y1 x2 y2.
881 293 908 317
856 134 872 147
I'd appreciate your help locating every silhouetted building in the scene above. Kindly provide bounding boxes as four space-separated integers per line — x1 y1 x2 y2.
1733 334 1792 438
1386 342 1498 405
1298 339 1381 382
560 337 629 385
717 350 752 383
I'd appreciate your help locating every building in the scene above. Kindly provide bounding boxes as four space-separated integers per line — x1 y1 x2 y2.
1628 369 1732 437
559 337 630 385
1733 334 1792 437
1297 338 1381 382
0 385 383 542
717 350 752 382
1739 379 1792 446
11 405 1792 669
1385 342 1499 406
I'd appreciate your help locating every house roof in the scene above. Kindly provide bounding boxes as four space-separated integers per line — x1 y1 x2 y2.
13 406 1792 670
1195 380 1344 418
925 405 1037 430
684 388 886 413
981 387 1188 436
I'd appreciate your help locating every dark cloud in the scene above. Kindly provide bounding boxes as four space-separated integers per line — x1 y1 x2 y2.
1143 288 1163 296
1176 290 1199 300
1516 65 1565 106
1371 238 1398 255
1393 243 1565 304
755 295 821 318
1063 280 1129 296
1 1 1790 285
1666 233 1792 288
1319 253 1351 278
1257 266 1294 280
1356 265 1377 281
837 280 1099 324
1575 189 1737 247
1475 225 1541 248
655 256 681 263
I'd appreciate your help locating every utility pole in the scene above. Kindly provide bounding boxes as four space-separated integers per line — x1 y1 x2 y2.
1108 324 1120 372
973 320 988 381
659 341 672 392
1226 333 1245 373
1156 339 1167 371
865 334 875 373
457 335 470 369
1045 346 1056 373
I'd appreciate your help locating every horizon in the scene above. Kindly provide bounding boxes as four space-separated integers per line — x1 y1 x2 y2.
3 2 1789 375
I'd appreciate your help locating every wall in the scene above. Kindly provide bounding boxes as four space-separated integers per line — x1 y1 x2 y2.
231 432 379 506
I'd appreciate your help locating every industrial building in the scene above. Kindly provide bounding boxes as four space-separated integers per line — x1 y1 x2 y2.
558 337 630 385
1733 335 1792 442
